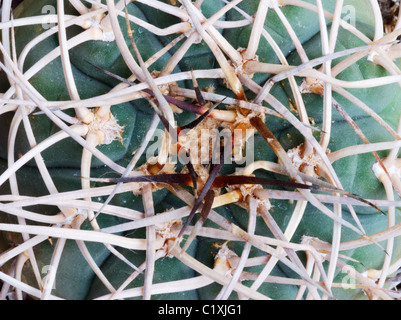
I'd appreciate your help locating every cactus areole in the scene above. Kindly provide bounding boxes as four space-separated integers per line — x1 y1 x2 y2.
0 0 401 300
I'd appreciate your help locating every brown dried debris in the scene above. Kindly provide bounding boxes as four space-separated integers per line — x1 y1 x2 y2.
379 0 400 33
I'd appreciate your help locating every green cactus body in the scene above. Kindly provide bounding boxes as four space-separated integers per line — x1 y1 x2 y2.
0 0 401 300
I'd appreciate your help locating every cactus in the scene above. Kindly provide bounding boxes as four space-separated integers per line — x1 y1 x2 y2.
0 0 401 300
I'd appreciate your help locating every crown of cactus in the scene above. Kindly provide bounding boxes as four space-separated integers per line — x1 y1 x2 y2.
1 0 401 301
